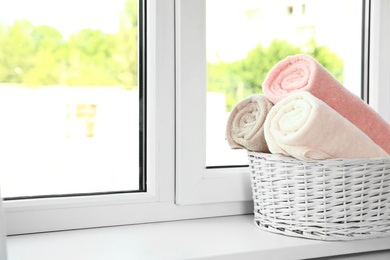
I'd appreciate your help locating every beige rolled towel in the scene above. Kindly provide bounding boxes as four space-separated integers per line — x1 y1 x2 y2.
264 92 389 160
226 94 273 152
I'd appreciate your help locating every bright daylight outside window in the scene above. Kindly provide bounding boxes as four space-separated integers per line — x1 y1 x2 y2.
206 0 364 167
0 0 144 198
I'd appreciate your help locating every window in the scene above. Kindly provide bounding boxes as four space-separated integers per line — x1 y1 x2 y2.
0 0 144 198
176 0 366 206
205 0 363 167
2 0 390 235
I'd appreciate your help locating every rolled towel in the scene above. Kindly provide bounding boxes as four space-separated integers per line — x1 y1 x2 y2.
264 92 389 160
226 94 273 152
263 54 390 154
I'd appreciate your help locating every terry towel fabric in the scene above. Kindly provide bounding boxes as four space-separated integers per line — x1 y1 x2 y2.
264 92 389 160
262 54 390 154
226 94 273 152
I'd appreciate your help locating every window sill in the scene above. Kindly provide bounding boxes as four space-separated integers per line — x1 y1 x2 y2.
6 214 390 260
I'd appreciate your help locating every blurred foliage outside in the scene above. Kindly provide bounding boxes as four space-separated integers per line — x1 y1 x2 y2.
208 39 344 111
0 0 343 112
0 0 138 89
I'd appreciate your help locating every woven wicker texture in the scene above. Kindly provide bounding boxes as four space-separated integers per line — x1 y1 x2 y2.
248 152 390 241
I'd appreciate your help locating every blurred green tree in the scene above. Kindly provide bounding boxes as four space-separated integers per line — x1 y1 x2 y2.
0 0 139 89
208 39 344 111
66 29 118 86
23 25 66 85
113 0 139 89
0 19 37 83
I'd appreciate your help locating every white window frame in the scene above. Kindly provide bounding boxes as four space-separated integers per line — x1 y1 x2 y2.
2 0 390 235
175 0 253 205
3 0 252 236
368 0 390 121
4 0 176 235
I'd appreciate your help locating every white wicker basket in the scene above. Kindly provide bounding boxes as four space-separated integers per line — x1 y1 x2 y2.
248 152 390 241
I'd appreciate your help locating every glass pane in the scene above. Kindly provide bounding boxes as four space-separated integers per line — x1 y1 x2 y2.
206 0 363 166
0 0 142 198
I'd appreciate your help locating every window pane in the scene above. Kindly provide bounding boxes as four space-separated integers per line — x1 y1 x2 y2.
206 0 363 166
0 0 142 198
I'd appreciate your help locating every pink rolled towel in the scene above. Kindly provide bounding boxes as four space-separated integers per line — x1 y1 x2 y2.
263 54 390 154
226 94 273 152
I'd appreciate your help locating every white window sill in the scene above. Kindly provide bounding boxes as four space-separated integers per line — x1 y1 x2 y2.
6 214 390 260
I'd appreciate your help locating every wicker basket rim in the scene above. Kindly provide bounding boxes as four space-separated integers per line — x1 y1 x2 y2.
248 151 390 163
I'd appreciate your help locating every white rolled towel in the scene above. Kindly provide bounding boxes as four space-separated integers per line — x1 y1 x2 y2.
226 94 273 152
264 92 389 160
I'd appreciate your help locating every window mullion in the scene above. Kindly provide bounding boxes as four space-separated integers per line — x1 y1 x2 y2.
368 0 390 121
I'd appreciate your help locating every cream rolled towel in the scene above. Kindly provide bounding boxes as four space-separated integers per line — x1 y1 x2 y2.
264 92 389 160
226 94 273 152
